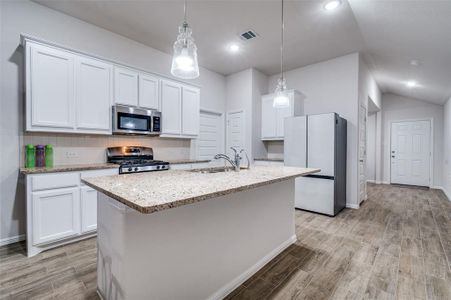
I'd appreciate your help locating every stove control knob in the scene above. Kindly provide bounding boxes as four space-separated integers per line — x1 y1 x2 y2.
128 167 132 172
157 166 161 170
134 167 139 172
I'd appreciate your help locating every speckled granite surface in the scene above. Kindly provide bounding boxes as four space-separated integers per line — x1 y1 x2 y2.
20 163 119 174
82 166 320 214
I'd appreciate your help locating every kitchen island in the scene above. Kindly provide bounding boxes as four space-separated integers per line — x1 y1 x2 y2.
82 165 319 300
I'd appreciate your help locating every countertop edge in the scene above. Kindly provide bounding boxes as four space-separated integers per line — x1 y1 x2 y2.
20 164 120 175
82 168 320 214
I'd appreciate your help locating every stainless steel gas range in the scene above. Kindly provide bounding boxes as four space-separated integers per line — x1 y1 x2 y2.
107 146 169 174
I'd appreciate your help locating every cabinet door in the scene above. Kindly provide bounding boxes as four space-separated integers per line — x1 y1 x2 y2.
261 96 277 139
276 99 293 138
80 186 97 233
181 86 200 136
29 43 75 129
32 187 80 245
75 57 112 132
114 67 138 106
161 80 182 135
139 73 159 110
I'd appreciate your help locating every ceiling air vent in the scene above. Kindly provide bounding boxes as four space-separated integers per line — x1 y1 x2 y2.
240 30 258 41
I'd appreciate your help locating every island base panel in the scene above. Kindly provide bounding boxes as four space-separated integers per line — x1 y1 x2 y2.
97 179 296 300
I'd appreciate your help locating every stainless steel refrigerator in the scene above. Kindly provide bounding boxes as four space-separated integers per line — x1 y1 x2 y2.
284 113 347 216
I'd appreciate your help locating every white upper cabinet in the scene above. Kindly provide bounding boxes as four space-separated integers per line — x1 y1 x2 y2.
27 43 75 130
261 90 304 140
24 38 200 136
181 86 200 136
75 57 112 133
114 67 139 106
139 73 159 110
160 80 200 138
161 80 182 135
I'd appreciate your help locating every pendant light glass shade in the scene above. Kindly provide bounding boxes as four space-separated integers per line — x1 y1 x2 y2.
171 23 199 79
273 0 289 108
273 77 290 108
171 1 199 79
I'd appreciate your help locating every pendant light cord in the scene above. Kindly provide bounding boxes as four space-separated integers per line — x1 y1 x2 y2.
280 0 284 81
183 0 187 25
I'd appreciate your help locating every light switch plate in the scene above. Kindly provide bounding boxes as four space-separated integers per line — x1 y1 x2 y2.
65 151 79 158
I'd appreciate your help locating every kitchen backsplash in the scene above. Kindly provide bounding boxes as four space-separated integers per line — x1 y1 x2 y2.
20 133 192 166
266 141 284 160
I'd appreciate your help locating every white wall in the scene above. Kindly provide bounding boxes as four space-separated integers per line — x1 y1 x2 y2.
358 57 382 199
443 97 451 200
0 0 226 243
225 69 253 157
366 113 377 182
381 94 444 187
268 53 360 207
251 69 268 160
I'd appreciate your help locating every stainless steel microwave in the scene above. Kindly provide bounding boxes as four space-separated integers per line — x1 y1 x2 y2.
112 105 161 136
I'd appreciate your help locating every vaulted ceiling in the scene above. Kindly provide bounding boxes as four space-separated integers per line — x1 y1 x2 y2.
34 0 451 105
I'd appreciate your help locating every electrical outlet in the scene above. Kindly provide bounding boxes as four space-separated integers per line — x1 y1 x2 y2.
65 151 79 158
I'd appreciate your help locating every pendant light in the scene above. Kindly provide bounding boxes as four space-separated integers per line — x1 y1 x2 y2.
273 0 290 108
171 0 199 79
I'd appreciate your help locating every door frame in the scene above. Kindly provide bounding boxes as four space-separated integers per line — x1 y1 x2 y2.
196 109 225 160
389 118 433 187
226 109 245 155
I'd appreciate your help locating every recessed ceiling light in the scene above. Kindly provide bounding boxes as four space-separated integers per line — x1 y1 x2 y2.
228 43 240 53
406 80 417 88
410 59 420 67
324 0 341 11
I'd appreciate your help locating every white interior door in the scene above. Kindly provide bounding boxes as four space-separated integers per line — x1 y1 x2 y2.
226 111 244 156
198 111 223 160
391 120 431 187
359 105 367 202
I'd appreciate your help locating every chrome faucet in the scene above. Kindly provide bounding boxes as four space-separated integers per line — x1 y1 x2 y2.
214 147 250 172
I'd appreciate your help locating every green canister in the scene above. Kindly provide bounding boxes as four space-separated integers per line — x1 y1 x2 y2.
45 144 54 167
25 144 35 168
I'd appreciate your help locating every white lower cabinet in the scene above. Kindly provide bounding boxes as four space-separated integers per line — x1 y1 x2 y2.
80 186 98 233
32 187 80 246
26 168 118 257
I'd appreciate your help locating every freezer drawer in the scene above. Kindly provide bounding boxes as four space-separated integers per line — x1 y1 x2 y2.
295 176 334 216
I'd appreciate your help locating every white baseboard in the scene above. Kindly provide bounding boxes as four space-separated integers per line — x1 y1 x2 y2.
0 234 25 247
432 186 451 201
346 204 360 209
207 234 297 300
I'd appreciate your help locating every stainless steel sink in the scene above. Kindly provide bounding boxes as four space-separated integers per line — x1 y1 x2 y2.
189 167 235 174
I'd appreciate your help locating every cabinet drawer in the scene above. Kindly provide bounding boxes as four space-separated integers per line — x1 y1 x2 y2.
80 169 118 185
32 173 79 191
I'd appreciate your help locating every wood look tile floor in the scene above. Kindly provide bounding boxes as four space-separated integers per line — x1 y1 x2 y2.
1 184 450 300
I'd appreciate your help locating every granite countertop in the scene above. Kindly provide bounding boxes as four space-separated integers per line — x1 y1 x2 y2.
82 166 320 214
167 159 211 165
254 158 284 162
20 163 119 174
